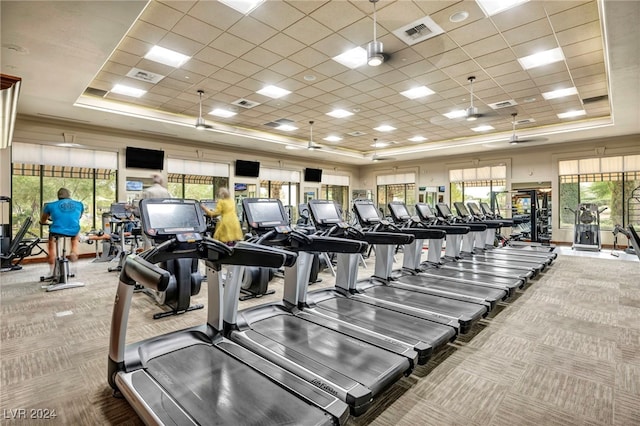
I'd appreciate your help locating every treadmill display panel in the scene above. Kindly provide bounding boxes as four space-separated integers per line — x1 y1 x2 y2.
467 203 482 216
436 203 454 218
244 199 288 228
388 202 410 221
308 201 342 224
200 200 217 212
453 202 471 216
354 202 381 224
140 199 206 237
110 203 129 219
415 203 436 220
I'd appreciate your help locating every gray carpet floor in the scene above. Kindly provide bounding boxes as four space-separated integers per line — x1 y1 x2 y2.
1 251 639 425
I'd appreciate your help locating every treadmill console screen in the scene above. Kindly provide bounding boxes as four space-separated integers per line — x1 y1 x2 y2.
436 203 454 218
388 203 410 221
110 203 129 219
453 202 471 216
140 199 206 237
308 201 342 224
244 199 289 228
467 203 482 216
415 203 436 220
200 199 217 212
354 202 381 224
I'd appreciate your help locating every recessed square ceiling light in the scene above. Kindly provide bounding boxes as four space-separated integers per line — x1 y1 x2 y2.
374 125 396 132
408 136 427 142
542 87 578 100
557 110 586 119
518 47 564 70
144 45 191 68
471 124 494 132
400 86 435 100
443 110 467 119
332 47 368 69
110 84 146 98
257 85 291 99
323 135 343 142
476 0 528 17
326 109 354 118
218 0 265 14
371 141 389 148
209 108 237 118
276 124 297 131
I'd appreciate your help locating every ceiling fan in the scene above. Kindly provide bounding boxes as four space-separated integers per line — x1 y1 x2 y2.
464 76 484 121
508 112 548 144
366 0 389 66
195 90 213 130
371 138 396 162
307 120 323 150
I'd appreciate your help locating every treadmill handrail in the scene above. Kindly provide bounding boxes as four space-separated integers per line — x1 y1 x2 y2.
121 255 172 292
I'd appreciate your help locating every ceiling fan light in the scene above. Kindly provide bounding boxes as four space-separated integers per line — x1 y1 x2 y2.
466 106 478 121
195 116 206 130
366 41 384 66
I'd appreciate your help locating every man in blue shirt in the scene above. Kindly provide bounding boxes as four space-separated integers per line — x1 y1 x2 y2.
40 188 84 269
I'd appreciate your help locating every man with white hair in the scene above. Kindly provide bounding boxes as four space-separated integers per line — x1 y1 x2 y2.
141 173 171 199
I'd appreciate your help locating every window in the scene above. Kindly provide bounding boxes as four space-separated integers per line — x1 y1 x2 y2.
558 155 640 230
320 185 349 216
11 164 116 237
259 180 300 222
449 165 508 216
168 174 228 200
377 183 416 216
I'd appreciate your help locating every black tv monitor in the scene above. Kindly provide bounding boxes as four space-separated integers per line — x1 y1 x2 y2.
235 160 260 178
308 200 342 225
125 147 164 170
125 180 143 191
243 198 289 229
388 202 411 221
139 198 205 238
353 200 381 224
304 168 323 182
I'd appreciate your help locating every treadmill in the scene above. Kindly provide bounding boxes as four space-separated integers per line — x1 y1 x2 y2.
464 202 555 264
108 198 350 425
451 202 549 272
432 203 535 281
344 199 490 334
225 198 413 416
240 199 457 367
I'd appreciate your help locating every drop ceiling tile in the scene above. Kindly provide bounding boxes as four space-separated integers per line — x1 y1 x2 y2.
502 18 554 47
173 15 222 45
313 60 348 78
109 50 141 67
571 62 606 79
159 32 204 56
533 70 572 87
334 70 368 86
128 20 166 45
210 33 254 56
226 58 263 77
102 61 133 76
474 48 518 68
440 60 484 80
429 2 486 33
311 33 354 58
448 18 500 46
490 1 547 32
549 1 599 32
373 69 410 86
261 32 307 57
493 70 530 86
156 76 192 91
429 48 472 69
511 34 559 58
242 46 284 69
463 34 510 58
283 16 333 46
117 36 152 57
288 48 329 69
247 68 287 85
566 51 606 69
250 1 305 31
556 21 602 46
140 1 184 31
227 16 279 46
563 37 603 58
194 46 235 68
269 59 307 79
189 1 242 31
213 68 246 85
412 34 459 58
181 58 219 77
311 1 366 32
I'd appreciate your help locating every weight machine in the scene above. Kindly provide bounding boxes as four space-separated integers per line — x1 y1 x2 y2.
565 203 608 251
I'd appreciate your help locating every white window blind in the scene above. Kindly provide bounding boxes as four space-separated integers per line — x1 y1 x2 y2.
600 156 623 173
167 158 229 177
559 159 579 175
321 174 350 186
578 158 600 174
376 173 416 185
12 142 117 169
491 165 506 179
449 169 463 182
476 166 491 180
624 154 640 171
450 165 506 182
260 168 301 182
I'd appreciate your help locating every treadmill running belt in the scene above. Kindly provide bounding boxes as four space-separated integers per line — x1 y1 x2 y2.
145 344 330 426
251 314 405 389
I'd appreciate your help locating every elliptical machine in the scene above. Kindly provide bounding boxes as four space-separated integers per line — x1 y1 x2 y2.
565 203 608 251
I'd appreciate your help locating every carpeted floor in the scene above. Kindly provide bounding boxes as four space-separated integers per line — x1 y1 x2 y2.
0 252 638 425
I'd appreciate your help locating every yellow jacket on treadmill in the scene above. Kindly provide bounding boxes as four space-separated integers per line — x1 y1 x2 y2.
203 197 243 243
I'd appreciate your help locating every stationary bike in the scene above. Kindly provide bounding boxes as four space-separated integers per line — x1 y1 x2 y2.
40 231 85 291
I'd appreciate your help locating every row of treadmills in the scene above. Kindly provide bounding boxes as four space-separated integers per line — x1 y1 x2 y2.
108 196 557 425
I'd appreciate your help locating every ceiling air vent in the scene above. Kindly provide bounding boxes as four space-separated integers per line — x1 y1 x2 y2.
83 87 108 98
582 94 608 104
488 99 518 109
347 131 367 137
392 16 444 46
126 67 165 84
232 98 260 109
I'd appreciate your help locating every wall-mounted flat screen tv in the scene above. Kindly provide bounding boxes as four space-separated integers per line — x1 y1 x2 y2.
125 180 143 191
304 168 323 182
125 147 164 170
235 160 260 178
